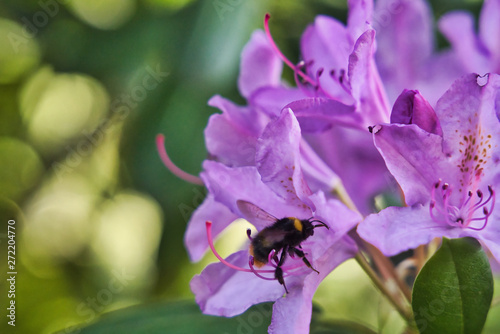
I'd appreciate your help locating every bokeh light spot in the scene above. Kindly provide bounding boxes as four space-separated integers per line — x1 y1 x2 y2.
20 67 109 155
91 191 163 290
0 137 44 200
67 0 137 30
0 19 40 84
22 174 98 268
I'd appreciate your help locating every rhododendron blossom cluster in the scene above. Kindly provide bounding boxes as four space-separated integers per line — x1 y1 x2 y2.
157 0 500 333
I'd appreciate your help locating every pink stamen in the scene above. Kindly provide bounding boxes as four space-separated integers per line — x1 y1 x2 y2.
429 181 495 231
469 188 495 231
475 186 494 209
205 221 274 273
264 14 317 88
430 182 451 216
294 62 314 96
156 134 204 185
429 202 447 225
268 249 277 266
249 257 277 280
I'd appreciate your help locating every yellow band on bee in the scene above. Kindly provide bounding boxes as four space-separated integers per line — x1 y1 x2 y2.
293 218 303 232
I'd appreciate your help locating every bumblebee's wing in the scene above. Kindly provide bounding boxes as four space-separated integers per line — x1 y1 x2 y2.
237 200 277 229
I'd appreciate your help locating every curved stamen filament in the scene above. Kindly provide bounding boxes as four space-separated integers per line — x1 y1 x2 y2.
205 221 274 273
249 258 278 280
156 134 204 185
430 182 452 217
468 188 495 231
294 61 315 96
474 186 494 210
429 202 448 226
268 249 277 265
429 181 495 231
264 14 345 100
264 14 315 85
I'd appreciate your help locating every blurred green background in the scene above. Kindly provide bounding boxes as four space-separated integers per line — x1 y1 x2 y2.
0 0 495 333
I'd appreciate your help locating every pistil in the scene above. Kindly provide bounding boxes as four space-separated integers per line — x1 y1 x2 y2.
429 181 495 231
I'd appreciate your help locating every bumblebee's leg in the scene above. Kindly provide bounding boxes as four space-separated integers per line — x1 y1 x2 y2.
288 244 304 258
275 247 289 293
292 247 319 274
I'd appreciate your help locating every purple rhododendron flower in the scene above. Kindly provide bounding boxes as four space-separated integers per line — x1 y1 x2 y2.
190 109 360 333
374 0 464 105
202 0 396 215
376 0 500 106
439 0 500 76
358 73 500 259
153 1 500 332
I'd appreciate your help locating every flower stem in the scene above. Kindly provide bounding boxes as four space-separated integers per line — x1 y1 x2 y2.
364 242 413 302
414 245 426 272
355 252 414 323
335 183 414 323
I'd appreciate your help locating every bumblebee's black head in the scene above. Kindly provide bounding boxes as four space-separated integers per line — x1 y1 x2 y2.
300 218 329 237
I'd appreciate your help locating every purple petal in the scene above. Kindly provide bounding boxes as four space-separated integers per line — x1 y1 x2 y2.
305 126 393 215
299 141 340 193
284 98 363 133
205 95 269 166
191 251 284 317
184 194 239 262
358 204 476 256
347 0 373 41
249 86 307 118
309 191 362 238
201 161 310 229
208 95 267 135
256 109 314 208
268 237 357 334
479 0 500 68
374 0 433 102
204 113 258 166
300 16 354 103
412 51 465 107
371 123 455 205
348 29 391 125
391 89 442 136
301 16 351 73
438 11 490 74
478 208 500 263
238 30 283 99
435 74 500 186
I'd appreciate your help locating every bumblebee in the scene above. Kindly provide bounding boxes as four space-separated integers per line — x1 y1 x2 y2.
237 200 329 293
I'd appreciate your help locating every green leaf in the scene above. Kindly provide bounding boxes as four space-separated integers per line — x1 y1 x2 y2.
310 319 377 334
72 300 273 334
70 300 376 334
310 302 376 334
412 237 493 334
